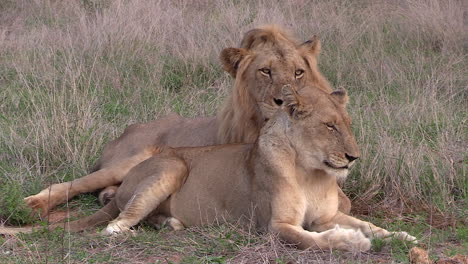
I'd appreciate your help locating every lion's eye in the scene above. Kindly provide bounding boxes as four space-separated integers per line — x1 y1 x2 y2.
259 68 271 76
325 123 336 131
295 69 304 78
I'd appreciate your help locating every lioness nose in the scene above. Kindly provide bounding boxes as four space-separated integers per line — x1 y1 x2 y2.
345 153 358 162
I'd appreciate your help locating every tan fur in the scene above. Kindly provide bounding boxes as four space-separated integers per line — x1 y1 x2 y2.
2 87 416 252
23 25 351 216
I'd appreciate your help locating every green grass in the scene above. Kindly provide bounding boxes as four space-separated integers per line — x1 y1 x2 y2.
1 217 465 264
0 180 34 226
0 0 466 263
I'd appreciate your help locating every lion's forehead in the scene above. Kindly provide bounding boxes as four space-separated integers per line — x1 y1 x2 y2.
254 48 306 67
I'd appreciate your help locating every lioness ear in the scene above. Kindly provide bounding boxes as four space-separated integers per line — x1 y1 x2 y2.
300 35 321 56
282 85 307 119
220 48 249 78
331 88 349 106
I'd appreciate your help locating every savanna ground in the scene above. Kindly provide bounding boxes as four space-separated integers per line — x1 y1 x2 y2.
0 0 466 263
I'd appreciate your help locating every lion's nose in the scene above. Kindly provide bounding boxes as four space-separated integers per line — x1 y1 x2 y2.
273 98 283 106
345 153 358 162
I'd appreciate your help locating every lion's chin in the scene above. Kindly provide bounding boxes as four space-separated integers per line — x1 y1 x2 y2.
325 167 349 181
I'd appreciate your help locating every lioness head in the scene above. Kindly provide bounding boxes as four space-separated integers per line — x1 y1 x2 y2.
218 25 333 144
276 85 360 180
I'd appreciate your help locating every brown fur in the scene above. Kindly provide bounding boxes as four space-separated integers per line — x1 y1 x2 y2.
23 25 351 216
1 87 416 252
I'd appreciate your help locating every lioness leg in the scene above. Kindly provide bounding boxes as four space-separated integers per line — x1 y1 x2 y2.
270 222 371 252
104 157 188 235
314 212 418 242
25 147 161 215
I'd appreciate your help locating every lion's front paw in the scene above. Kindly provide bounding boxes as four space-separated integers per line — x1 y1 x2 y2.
24 193 51 216
322 225 371 252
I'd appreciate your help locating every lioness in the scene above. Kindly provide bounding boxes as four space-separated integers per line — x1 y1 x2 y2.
0 86 417 252
24 25 352 215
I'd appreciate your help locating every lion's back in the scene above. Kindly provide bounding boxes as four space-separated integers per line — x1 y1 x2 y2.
94 114 218 171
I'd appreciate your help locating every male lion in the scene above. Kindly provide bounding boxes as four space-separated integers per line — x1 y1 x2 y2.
1 86 417 252
23 25 352 217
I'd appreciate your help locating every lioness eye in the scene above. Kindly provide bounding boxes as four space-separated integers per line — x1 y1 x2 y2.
295 69 304 77
259 68 271 75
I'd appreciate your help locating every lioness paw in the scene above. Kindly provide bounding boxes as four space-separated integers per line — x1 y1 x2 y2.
390 231 418 243
98 185 120 206
103 222 132 235
98 188 117 206
321 225 371 252
166 217 184 231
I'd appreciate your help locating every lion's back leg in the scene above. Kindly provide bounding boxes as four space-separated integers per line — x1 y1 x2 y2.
24 147 161 215
103 156 188 235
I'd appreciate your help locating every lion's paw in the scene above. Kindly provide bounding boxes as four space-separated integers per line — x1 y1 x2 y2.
322 225 371 252
24 193 51 215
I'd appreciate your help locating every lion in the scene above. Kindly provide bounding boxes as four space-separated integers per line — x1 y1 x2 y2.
0 86 417 252
23 25 352 217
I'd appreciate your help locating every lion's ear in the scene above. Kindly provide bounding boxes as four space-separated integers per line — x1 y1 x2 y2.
331 88 349 106
299 36 333 92
282 85 307 119
240 29 264 49
300 35 321 56
220 48 249 77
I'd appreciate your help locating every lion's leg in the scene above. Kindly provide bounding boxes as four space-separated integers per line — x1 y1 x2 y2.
104 157 188 235
337 187 351 214
314 212 418 243
270 222 371 252
24 147 161 215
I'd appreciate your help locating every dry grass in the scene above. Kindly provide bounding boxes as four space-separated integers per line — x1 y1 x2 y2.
0 219 465 263
0 222 428 264
0 0 466 262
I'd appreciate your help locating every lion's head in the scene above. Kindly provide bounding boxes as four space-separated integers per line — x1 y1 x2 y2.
217 25 333 144
269 85 360 180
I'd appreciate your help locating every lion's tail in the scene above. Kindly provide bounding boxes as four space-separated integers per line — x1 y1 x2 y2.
0 199 119 235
